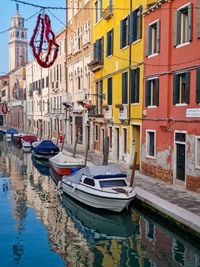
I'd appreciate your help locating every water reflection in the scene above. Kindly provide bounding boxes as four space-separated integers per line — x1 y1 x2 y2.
0 134 200 267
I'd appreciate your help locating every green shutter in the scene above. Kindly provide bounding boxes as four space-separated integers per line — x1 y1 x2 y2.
100 37 104 65
174 11 181 46
185 72 190 104
198 0 200 38
188 3 193 42
145 27 150 56
135 68 140 103
196 69 200 103
120 20 123 49
96 39 101 60
108 77 112 105
155 78 159 106
106 31 110 57
130 10 137 43
122 72 128 104
111 29 114 55
145 80 151 107
130 69 135 103
156 20 160 53
173 74 180 105
138 6 142 40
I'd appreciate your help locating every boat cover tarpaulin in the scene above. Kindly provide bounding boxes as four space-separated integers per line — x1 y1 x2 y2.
34 140 60 154
63 165 127 184
6 128 19 134
22 135 37 142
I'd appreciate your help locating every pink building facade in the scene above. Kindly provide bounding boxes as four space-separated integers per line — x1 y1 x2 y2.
142 0 200 192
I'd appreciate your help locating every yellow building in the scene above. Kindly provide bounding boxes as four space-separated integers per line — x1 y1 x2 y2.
89 0 147 168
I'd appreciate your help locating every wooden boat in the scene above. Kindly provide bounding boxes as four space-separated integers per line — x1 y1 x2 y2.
32 140 59 160
58 165 136 212
49 167 63 184
49 151 85 176
21 135 37 148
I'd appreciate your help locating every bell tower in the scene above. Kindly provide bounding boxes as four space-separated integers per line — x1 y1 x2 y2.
9 4 28 71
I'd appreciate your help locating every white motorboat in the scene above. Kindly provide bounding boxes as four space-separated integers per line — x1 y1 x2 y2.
21 135 37 148
58 165 136 212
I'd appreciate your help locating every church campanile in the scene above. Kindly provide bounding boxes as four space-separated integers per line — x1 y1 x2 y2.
9 4 28 71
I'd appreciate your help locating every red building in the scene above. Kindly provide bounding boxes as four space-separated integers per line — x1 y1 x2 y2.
142 0 200 192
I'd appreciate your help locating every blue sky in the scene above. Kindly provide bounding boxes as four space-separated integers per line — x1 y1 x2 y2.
0 0 66 74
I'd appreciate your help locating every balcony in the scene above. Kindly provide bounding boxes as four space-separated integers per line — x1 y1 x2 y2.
118 105 128 120
102 5 113 20
88 58 103 73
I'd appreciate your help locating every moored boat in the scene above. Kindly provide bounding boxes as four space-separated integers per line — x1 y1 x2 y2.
21 135 37 148
49 151 85 176
6 128 20 139
58 165 136 212
32 140 59 160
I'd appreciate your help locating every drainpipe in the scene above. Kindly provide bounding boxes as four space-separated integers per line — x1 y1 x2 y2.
128 0 132 122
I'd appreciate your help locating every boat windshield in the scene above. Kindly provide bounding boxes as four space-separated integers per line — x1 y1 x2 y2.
99 179 127 188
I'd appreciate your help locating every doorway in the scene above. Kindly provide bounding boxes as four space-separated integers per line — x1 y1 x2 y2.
175 132 186 186
114 128 120 160
131 125 141 169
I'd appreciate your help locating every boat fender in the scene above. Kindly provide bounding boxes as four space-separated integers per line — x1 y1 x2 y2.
57 181 61 190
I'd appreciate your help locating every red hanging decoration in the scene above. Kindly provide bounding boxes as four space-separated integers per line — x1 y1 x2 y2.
30 13 59 68
2 103 8 114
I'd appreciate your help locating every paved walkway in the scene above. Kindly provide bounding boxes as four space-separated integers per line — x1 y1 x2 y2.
62 143 200 235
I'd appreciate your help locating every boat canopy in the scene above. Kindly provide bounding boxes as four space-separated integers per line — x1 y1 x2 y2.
34 140 60 154
6 128 19 134
63 165 127 184
22 135 37 142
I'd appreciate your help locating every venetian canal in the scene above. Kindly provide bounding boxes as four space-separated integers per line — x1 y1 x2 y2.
0 134 200 267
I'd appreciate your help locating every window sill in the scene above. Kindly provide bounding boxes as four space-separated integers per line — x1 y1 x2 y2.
147 105 157 108
131 103 140 106
175 103 188 106
146 155 156 160
176 42 190 48
106 54 113 59
148 53 159 58
121 45 129 51
131 38 141 45
94 17 103 27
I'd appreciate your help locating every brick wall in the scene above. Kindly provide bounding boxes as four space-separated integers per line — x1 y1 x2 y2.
142 162 172 183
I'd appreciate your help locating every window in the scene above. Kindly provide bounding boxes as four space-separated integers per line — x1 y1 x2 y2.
42 78 44 89
106 29 114 57
172 239 185 266
146 221 155 240
123 128 127 154
93 37 104 65
173 72 190 105
174 4 192 46
120 17 129 49
122 72 128 104
95 125 99 141
46 76 49 87
107 77 112 105
196 69 200 104
83 178 95 187
131 68 140 103
99 179 127 188
195 137 200 168
146 131 156 157
99 0 103 18
145 78 159 107
130 6 142 43
146 20 160 56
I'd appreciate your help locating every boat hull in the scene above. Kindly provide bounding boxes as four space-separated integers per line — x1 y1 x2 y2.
32 151 58 160
49 161 83 175
60 181 135 212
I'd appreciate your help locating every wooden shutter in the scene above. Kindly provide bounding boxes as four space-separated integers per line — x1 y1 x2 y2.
108 77 112 105
135 68 140 103
122 72 128 104
130 69 135 103
100 37 104 65
145 80 151 107
106 31 110 57
156 20 160 53
111 29 114 55
130 10 137 43
155 78 159 106
145 26 150 56
198 0 200 38
185 72 190 104
173 74 180 105
188 3 193 42
120 20 123 49
138 6 142 40
174 11 181 46
196 69 200 103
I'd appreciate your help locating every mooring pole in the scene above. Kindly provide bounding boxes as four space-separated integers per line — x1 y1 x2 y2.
130 152 137 187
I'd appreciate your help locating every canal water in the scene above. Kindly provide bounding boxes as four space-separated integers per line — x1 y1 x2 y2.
0 134 200 267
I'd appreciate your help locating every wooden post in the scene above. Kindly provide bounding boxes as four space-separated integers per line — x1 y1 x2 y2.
73 134 78 158
56 119 60 145
102 136 109 165
61 133 65 151
84 126 89 166
130 152 137 187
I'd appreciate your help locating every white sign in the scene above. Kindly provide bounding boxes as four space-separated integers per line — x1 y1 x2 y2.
186 108 200 117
